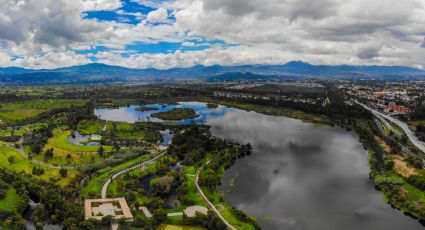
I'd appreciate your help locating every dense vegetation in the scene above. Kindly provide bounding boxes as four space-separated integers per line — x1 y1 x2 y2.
151 108 199 121
1 83 425 229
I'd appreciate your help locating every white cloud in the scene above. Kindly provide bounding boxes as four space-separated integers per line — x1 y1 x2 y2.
1 51 91 69
1 0 425 69
182 41 196 46
82 0 122 11
146 8 169 23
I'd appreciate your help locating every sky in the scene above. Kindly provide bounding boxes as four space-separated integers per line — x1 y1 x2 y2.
0 0 425 69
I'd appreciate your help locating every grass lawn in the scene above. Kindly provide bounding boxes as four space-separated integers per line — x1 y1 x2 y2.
0 99 87 121
114 123 161 141
157 224 205 230
182 166 206 207
38 129 112 166
78 120 161 142
77 120 111 135
0 186 23 212
218 202 258 230
0 146 78 186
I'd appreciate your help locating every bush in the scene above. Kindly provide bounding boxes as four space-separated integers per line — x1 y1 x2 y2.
59 168 67 178
32 167 44 176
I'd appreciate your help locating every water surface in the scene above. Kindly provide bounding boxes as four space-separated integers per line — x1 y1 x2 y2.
208 110 423 230
95 102 235 124
96 102 423 229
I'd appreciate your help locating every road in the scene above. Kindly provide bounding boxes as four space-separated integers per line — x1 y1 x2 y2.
355 100 425 154
195 165 237 230
101 150 167 199
3 141 75 170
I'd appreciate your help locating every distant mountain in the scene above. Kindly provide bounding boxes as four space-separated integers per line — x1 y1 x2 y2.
0 62 424 85
207 72 278 81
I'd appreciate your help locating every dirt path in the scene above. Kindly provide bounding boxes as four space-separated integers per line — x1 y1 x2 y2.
195 165 237 230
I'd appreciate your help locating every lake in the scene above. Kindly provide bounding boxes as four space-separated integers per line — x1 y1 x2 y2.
96 102 423 229
209 110 423 230
94 102 235 124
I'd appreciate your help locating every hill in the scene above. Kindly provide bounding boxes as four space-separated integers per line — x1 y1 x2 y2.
0 61 424 85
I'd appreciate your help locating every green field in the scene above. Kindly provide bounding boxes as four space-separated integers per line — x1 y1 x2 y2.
77 120 110 135
78 120 161 142
0 147 78 186
157 225 205 230
0 186 24 212
0 99 87 121
182 166 206 206
36 129 112 166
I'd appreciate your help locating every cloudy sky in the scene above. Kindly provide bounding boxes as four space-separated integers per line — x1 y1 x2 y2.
1 0 425 69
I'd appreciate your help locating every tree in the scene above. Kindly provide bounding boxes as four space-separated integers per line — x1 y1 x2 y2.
101 215 113 225
113 142 120 151
79 220 95 230
59 168 68 178
63 218 79 230
98 146 105 157
152 209 167 224
32 167 44 176
44 148 54 160
8 156 15 164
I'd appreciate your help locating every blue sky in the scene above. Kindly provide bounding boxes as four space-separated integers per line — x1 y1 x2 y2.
81 0 221 56
0 0 424 69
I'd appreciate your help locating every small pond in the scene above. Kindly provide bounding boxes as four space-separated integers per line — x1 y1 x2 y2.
67 131 102 146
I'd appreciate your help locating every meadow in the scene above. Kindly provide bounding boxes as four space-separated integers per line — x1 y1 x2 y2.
0 99 87 121
0 186 24 212
0 146 78 186
35 129 112 166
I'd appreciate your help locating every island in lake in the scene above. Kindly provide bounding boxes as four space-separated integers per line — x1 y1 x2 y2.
151 108 199 120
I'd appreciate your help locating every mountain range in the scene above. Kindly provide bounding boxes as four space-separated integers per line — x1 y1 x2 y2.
0 61 424 85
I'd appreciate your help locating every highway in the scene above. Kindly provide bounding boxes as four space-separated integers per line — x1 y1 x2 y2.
355 100 425 154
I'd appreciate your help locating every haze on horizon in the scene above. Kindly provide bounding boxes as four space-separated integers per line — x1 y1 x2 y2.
1 0 425 70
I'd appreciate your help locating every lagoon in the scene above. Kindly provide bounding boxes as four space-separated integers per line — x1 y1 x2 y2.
95 102 423 229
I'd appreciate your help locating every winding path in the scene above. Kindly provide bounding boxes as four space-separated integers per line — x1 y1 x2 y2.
101 150 167 199
355 100 425 154
195 165 237 230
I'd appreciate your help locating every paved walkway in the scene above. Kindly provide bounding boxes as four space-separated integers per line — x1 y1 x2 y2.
101 150 167 199
167 212 183 217
195 165 237 230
